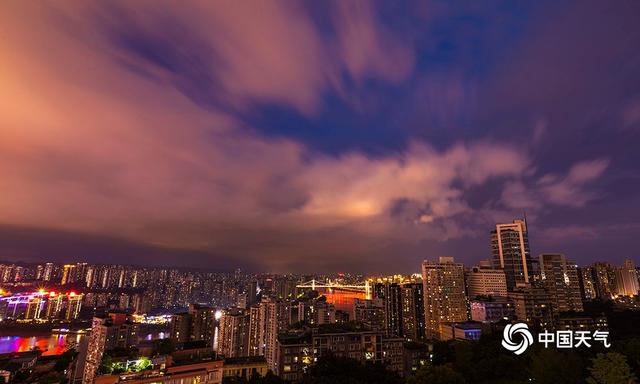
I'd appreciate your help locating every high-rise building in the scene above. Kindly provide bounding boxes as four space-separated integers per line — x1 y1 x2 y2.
465 265 508 298
422 256 468 339
218 308 251 358
61 264 77 285
491 219 532 291
25 297 44 320
539 253 583 313
45 293 63 319
189 304 215 343
82 313 138 384
616 259 640 297
578 267 597 300
372 282 403 337
43 262 54 282
592 262 617 299
170 312 191 344
246 298 280 372
401 283 425 341
65 292 83 320
169 304 215 345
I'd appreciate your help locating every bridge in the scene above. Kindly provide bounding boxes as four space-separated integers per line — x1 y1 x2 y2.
296 279 372 300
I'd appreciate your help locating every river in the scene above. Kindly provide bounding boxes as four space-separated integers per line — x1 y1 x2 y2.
0 331 168 355
0 333 86 356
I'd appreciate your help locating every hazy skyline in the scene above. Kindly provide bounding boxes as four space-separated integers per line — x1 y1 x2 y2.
1 1 639 273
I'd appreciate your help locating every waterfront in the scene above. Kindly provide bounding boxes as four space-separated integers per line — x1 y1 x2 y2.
0 333 85 356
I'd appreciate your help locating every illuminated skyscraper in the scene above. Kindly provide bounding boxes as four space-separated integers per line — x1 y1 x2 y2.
43 262 54 282
246 298 280 371
372 282 403 337
616 259 640 296
422 256 468 339
401 283 425 341
45 293 63 319
491 219 532 291
61 264 77 285
65 292 83 320
82 313 138 384
25 297 44 320
592 262 617 299
539 253 583 312
83 317 109 384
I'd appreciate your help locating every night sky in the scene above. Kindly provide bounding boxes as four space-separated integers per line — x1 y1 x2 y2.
1 1 639 273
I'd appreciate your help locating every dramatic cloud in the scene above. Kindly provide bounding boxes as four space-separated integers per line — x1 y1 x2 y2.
0 1 635 271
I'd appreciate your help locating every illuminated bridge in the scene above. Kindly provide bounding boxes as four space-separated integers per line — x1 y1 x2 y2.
296 279 372 313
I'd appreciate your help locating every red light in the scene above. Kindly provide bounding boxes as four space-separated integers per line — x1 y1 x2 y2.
49 291 56 297
69 291 76 297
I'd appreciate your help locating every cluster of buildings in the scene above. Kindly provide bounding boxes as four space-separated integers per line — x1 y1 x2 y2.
0 289 83 322
1 218 639 383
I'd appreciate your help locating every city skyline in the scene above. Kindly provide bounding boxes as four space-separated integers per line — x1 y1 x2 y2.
1 1 640 273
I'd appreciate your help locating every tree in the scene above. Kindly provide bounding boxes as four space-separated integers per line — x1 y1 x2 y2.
529 347 585 384
302 354 403 384
587 352 637 384
408 365 466 384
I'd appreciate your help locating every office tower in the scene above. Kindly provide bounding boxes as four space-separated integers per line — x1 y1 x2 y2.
65 292 83 320
401 283 425 341
218 308 251 358
616 259 640 296
578 267 597 300
422 256 468 339
465 265 508 298
35 265 44 280
353 298 386 331
61 264 77 285
372 282 403 337
491 219 532 291
539 253 583 312
43 262 54 282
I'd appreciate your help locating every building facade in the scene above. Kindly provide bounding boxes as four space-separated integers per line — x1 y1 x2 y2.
422 257 468 339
